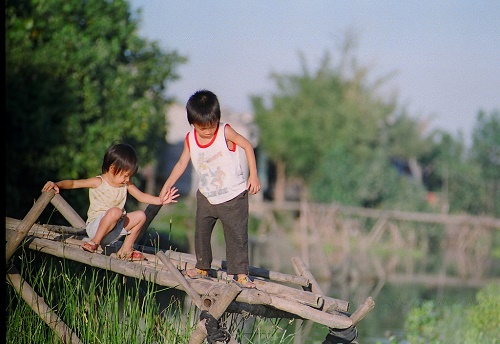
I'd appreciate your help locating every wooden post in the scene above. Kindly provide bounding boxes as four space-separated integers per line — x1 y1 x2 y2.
50 194 86 228
6 266 82 344
291 256 324 295
5 191 54 262
189 283 242 344
350 297 375 325
156 250 204 309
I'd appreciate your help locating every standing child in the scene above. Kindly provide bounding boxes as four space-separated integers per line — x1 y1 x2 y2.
159 89 260 288
42 142 179 261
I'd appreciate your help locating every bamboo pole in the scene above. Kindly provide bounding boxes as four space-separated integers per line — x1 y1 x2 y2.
6 220 351 313
6 219 351 313
164 249 310 287
8 234 353 327
50 194 86 228
350 297 375 325
189 283 242 344
6 266 81 344
156 250 204 309
291 256 324 295
6 190 54 262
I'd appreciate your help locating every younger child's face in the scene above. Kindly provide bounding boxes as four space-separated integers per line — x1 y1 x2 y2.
109 166 133 187
193 122 218 140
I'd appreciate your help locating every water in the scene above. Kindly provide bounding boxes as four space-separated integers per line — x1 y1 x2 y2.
322 282 479 343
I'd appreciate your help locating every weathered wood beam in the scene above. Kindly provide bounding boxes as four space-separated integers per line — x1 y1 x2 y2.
250 202 500 228
163 249 310 287
5 191 54 262
7 233 352 328
350 297 375 325
6 218 350 313
157 250 204 309
189 283 242 344
50 194 86 229
292 256 323 295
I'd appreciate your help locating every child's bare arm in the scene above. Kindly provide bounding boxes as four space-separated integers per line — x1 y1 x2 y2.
225 125 261 194
42 177 101 194
128 183 179 205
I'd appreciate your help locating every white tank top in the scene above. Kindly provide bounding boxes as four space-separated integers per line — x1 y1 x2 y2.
86 175 127 224
188 122 247 204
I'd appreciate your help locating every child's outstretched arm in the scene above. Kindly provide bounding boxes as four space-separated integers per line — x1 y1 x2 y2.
225 125 261 195
128 183 179 205
159 140 191 202
42 178 101 194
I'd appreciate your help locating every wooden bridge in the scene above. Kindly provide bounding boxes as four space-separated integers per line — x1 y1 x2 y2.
246 200 500 304
5 191 375 344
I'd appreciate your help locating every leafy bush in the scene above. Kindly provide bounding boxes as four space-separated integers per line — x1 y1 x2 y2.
404 283 500 344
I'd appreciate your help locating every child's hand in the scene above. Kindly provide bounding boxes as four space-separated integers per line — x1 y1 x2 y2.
42 181 59 194
161 187 180 204
247 176 261 195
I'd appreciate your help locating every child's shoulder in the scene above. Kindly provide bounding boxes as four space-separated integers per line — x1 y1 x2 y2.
86 175 104 188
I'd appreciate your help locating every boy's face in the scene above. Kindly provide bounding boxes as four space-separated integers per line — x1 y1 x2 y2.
193 122 218 140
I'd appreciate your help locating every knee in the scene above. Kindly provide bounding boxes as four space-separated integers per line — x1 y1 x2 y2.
128 210 146 229
106 207 124 220
137 210 146 223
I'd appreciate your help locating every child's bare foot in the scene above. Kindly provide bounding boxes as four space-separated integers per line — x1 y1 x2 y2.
184 268 209 279
235 274 256 289
82 241 99 253
116 250 147 261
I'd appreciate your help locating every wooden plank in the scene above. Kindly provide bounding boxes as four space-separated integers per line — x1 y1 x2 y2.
9 234 353 326
350 297 375 325
156 250 204 309
6 191 54 262
189 283 242 344
6 219 350 312
292 256 323 295
50 194 86 228
163 249 310 287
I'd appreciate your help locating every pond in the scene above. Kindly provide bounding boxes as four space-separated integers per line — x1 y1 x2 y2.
298 282 479 343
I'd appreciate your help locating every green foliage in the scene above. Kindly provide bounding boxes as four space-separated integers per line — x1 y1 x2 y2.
464 283 500 342
253 46 390 188
312 145 431 210
252 34 442 210
431 131 491 215
470 109 500 216
6 0 186 219
404 284 500 344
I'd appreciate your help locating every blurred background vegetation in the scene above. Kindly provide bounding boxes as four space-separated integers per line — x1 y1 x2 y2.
5 1 500 342
6 0 499 222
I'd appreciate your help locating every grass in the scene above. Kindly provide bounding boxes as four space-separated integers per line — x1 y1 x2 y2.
6 249 300 344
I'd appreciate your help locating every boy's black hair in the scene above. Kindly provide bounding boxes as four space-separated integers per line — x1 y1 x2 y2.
101 143 139 175
186 89 221 125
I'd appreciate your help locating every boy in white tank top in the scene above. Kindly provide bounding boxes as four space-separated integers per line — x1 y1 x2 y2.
159 90 260 288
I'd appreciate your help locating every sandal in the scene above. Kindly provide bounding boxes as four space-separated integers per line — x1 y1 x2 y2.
117 250 147 262
235 275 256 289
184 268 209 279
82 241 99 253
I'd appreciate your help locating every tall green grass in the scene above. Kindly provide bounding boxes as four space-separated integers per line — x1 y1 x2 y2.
6 249 300 343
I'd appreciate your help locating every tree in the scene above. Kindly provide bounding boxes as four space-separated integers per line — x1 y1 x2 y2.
6 0 186 219
470 109 500 216
252 34 404 205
